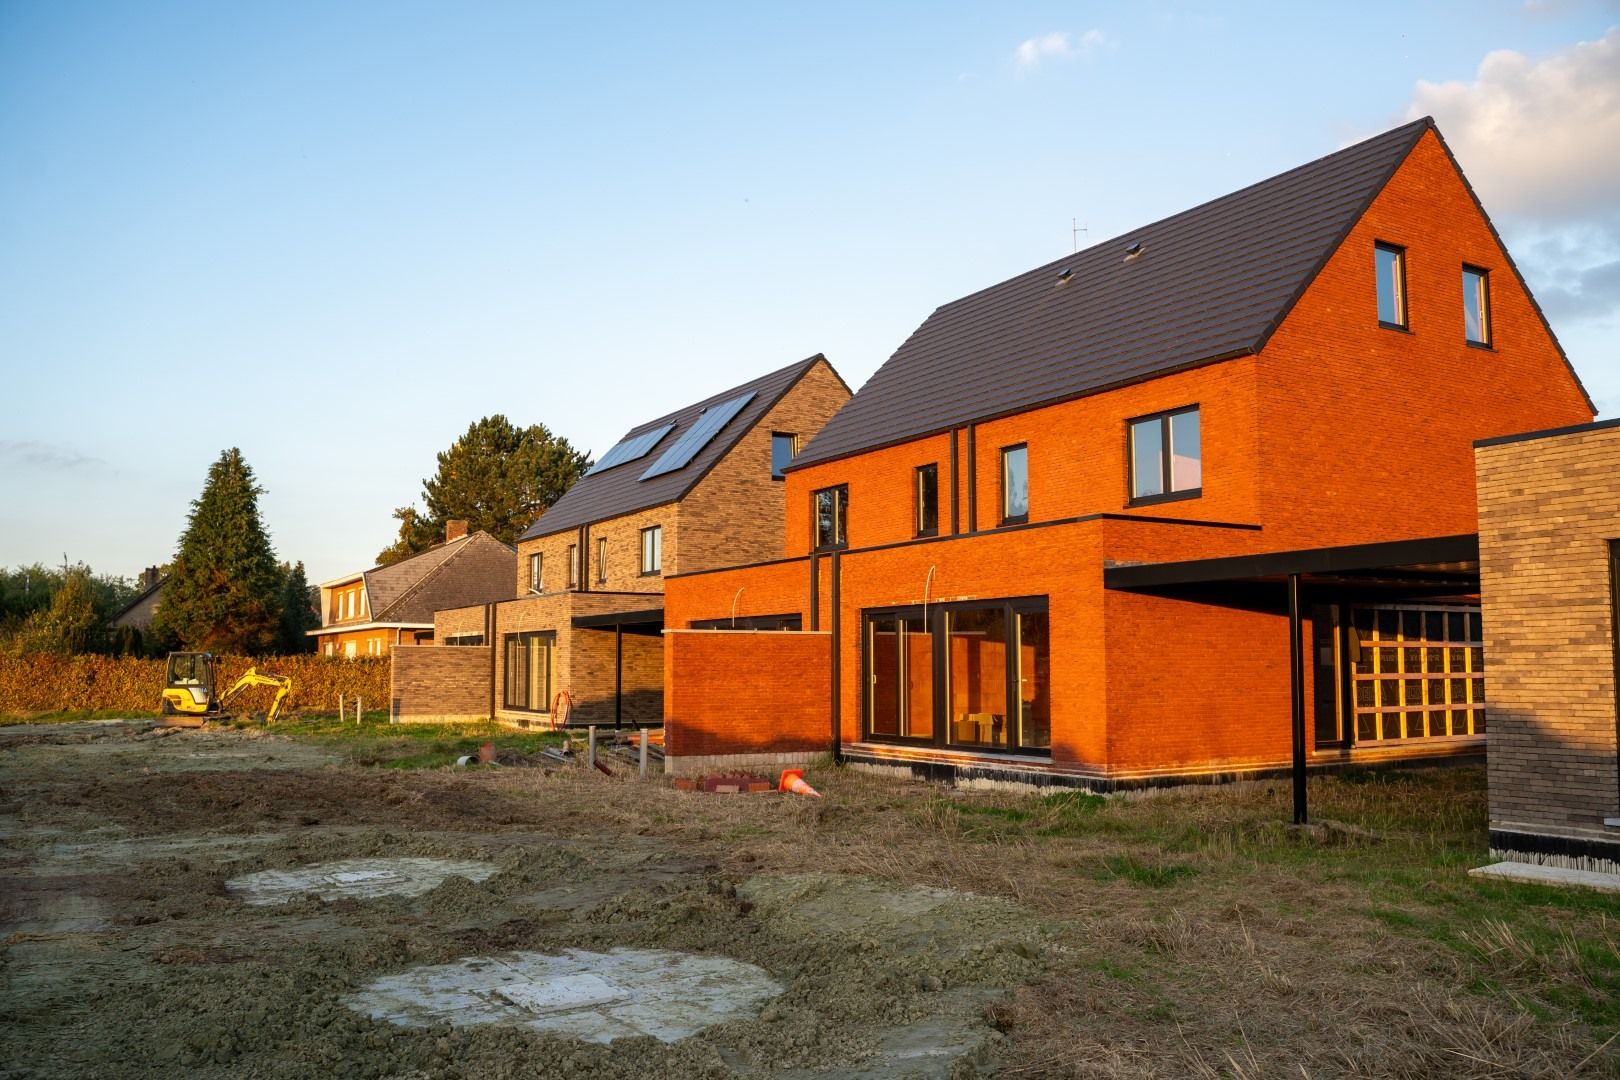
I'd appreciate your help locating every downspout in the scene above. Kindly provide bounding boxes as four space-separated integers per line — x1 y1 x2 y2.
486 601 496 721
1288 574 1307 825
830 548 842 763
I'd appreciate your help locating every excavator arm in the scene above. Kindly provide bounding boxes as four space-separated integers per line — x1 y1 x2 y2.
217 667 294 723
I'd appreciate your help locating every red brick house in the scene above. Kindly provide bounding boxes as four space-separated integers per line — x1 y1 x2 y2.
312 522 515 657
663 118 1594 788
413 356 850 726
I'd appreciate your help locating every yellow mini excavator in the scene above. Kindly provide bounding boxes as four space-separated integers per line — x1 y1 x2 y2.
159 652 293 726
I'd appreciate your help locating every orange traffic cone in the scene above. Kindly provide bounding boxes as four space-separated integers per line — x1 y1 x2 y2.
779 768 821 798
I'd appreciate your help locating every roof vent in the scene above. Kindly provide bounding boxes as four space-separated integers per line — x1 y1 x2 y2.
1123 242 1145 262
1055 267 1073 285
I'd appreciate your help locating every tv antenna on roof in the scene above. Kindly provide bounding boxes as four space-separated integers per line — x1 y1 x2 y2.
1072 218 1088 253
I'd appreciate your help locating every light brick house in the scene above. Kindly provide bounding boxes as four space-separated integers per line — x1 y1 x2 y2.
1476 418 1620 874
417 355 850 727
663 118 1594 789
312 522 515 657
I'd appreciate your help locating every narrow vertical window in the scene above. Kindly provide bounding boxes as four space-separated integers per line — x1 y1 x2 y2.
596 537 608 583
814 486 848 550
771 432 798 480
1000 445 1028 524
915 464 939 537
1129 406 1201 504
1463 265 1491 345
529 553 542 593
1376 242 1407 328
640 526 662 575
567 545 578 589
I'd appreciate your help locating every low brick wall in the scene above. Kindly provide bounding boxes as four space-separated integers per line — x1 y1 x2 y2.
663 630 830 771
389 645 492 723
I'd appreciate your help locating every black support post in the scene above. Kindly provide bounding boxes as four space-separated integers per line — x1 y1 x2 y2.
1288 572 1307 825
614 622 623 729
830 549 842 763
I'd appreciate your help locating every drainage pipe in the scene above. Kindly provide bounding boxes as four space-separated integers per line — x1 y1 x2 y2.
1288 573 1307 825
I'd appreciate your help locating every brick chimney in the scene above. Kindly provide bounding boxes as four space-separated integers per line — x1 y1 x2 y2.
142 566 161 590
445 520 470 543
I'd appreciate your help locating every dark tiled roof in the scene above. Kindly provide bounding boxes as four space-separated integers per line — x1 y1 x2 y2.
521 355 827 539
374 531 516 623
793 118 1433 469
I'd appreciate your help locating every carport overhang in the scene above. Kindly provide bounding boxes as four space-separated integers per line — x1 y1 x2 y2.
569 608 665 728
1104 534 1481 825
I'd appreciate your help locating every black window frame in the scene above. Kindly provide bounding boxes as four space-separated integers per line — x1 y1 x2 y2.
595 537 608 583
813 485 848 551
502 630 555 713
771 432 798 481
914 463 939 538
1462 264 1492 348
528 552 542 593
1126 404 1202 508
566 544 578 589
999 443 1029 525
640 525 662 576
860 594 1051 757
690 613 804 631
1375 241 1408 331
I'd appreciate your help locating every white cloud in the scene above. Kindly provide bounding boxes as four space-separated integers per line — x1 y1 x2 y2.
1013 29 1110 73
1403 28 1620 220
0 440 107 472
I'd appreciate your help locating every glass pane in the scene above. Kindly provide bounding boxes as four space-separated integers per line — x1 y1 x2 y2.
1447 612 1464 640
772 433 796 479
1131 418 1164 498
1001 447 1029 520
868 616 899 737
902 615 933 738
947 607 1010 749
1468 613 1482 641
1017 610 1051 749
916 466 939 534
1463 269 1487 344
1402 611 1422 640
1425 612 1444 641
1169 410 1201 491
1377 610 1398 639
1376 245 1404 325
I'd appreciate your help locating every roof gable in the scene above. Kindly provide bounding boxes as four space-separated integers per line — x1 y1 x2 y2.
362 535 474 614
372 531 516 623
793 118 1434 469
521 355 830 538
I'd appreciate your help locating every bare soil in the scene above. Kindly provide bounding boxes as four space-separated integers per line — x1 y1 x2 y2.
1 720 1616 1079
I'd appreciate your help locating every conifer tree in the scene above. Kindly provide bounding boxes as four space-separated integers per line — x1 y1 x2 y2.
276 561 319 653
154 448 284 654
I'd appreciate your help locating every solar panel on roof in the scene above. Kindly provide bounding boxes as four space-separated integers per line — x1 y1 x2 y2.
639 392 756 480
585 422 675 476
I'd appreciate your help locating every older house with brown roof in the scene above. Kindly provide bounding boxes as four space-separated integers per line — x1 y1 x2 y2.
312 522 515 657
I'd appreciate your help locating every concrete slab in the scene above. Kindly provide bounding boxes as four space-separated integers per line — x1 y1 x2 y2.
349 947 782 1044
1469 861 1620 894
226 857 498 905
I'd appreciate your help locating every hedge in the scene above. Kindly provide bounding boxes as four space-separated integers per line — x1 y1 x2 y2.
0 654 390 716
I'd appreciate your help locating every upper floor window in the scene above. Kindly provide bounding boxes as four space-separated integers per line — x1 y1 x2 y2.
814 486 848 550
529 553 542 593
1375 242 1407 329
1000 445 1029 525
641 526 662 575
345 591 356 620
915 464 939 537
1129 406 1201 504
771 432 798 480
596 537 608 583
1462 265 1491 346
567 545 579 589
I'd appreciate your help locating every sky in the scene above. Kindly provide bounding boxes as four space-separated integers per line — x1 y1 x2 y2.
2 1 1618 586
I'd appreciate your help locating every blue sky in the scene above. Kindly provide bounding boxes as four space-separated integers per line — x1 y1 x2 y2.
3 2 1617 584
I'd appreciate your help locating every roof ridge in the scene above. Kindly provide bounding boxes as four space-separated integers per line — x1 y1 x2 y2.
617 354 825 437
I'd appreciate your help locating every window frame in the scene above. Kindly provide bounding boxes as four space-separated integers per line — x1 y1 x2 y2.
914 463 939 538
813 485 849 551
1375 241 1408 331
771 432 799 481
1462 264 1492 348
640 525 662 576
529 552 542 593
566 545 578 589
596 537 608 584
999 443 1029 526
502 630 556 714
1126 405 1203 507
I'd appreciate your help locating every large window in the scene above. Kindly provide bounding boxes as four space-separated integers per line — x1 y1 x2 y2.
863 597 1050 754
814 485 848 550
640 526 662 575
1463 265 1491 346
1340 605 1485 743
504 631 555 713
1000 444 1028 524
1129 406 1201 504
915 464 939 537
771 433 798 480
529 553 542 593
596 537 608 583
1375 242 1407 329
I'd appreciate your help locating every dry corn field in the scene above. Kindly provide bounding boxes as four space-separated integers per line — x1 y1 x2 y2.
1 716 1616 1079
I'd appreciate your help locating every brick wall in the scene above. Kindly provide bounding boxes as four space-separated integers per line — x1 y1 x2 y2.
489 591 665 726
664 630 831 763
390 533 516 622
1477 421 1620 866
515 503 677 598
390 645 492 723
434 604 488 642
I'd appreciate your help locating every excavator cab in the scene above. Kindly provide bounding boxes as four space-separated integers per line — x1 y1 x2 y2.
160 652 219 720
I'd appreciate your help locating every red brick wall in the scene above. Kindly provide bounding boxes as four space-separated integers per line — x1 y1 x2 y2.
664 631 831 757
665 557 814 630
